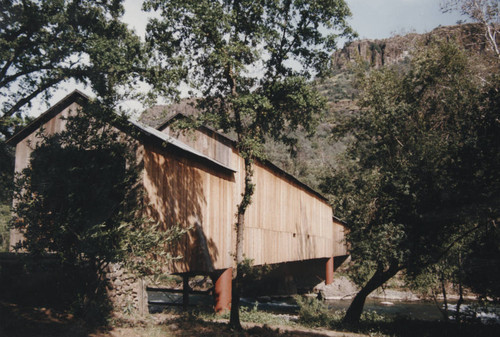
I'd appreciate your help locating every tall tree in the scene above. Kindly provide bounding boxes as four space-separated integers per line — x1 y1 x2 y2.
0 0 182 137
144 0 354 328
0 0 185 245
321 41 500 324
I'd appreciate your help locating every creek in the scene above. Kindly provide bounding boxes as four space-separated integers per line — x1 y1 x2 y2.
148 289 500 324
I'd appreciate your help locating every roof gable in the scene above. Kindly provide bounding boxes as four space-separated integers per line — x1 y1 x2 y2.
6 90 89 146
6 91 235 174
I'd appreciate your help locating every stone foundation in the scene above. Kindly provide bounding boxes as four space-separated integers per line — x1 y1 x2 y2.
106 264 148 315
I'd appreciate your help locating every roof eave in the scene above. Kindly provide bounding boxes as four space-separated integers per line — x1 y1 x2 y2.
6 90 89 146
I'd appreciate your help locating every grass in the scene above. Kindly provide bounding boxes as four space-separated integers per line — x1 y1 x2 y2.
195 302 299 328
2 294 499 337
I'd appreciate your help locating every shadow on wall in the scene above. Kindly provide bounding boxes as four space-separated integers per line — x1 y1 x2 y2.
143 146 234 274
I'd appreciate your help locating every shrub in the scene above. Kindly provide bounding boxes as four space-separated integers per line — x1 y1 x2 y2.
295 296 333 327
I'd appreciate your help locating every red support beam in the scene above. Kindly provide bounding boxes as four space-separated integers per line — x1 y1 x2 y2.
214 268 232 313
325 257 334 285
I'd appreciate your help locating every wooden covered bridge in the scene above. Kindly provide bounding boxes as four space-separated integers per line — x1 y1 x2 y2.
7 90 348 311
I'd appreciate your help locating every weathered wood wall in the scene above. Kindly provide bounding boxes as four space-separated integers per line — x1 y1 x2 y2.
142 145 235 273
161 125 232 168
244 160 347 265
11 101 347 272
13 103 77 174
148 126 347 273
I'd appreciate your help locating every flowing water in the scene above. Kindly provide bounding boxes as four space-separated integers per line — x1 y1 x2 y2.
326 298 443 321
148 289 500 324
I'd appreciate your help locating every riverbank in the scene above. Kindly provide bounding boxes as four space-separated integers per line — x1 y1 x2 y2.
2 298 499 337
314 276 476 302
0 299 366 337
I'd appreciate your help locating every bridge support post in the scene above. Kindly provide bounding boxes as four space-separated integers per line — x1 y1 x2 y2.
214 268 232 313
326 257 334 285
182 275 190 311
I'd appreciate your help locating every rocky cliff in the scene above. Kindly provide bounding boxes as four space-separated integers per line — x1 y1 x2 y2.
332 23 493 69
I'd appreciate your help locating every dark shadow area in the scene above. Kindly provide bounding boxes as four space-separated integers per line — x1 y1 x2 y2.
0 254 107 337
333 255 349 270
8 109 143 329
339 318 500 337
239 259 334 297
0 300 102 337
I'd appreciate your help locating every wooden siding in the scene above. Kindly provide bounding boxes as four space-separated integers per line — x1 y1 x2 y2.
161 126 233 169
153 124 348 272
242 160 345 265
14 102 78 174
142 145 235 273
11 99 348 272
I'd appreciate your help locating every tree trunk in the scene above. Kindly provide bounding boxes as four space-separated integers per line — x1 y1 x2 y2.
455 253 464 323
229 157 254 330
440 271 449 321
342 263 400 325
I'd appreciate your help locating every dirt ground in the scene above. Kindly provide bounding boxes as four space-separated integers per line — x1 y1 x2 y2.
0 301 365 337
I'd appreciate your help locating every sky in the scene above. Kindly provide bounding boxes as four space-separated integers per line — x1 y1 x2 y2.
122 0 465 42
345 0 464 40
26 0 466 117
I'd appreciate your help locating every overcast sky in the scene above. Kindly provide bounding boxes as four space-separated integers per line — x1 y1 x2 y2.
345 0 464 40
28 0 466 117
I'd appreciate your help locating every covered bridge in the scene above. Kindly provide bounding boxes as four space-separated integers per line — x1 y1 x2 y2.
7 90 348 311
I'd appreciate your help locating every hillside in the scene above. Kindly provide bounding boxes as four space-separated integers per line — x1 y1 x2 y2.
267 23 498 192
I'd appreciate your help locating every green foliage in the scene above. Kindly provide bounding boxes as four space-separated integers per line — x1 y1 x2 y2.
13 107 137 263
0 203 10 252
0 115 28 231
321 40 500 321
295 296 389 329
295 296 333 327
0 0 182 134
462 221 500 301
206 302 297 327
144 0 355 161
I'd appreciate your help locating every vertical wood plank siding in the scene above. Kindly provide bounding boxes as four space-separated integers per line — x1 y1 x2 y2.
144 127 347 273
12 102 347 273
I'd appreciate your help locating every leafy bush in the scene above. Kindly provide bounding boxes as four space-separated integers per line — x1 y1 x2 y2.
295 296 334 327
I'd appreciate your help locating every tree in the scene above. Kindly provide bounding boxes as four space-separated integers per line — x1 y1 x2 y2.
143 0 354 329
442 0 500 58
0 0 183 137
321 41 500 324
12 105 185 322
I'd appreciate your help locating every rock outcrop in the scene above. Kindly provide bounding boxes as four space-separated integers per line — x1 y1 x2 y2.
333 23 494 69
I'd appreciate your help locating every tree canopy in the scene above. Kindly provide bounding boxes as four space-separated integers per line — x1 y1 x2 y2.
0 0 182 139
321 40 500 323
0 0 183 250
